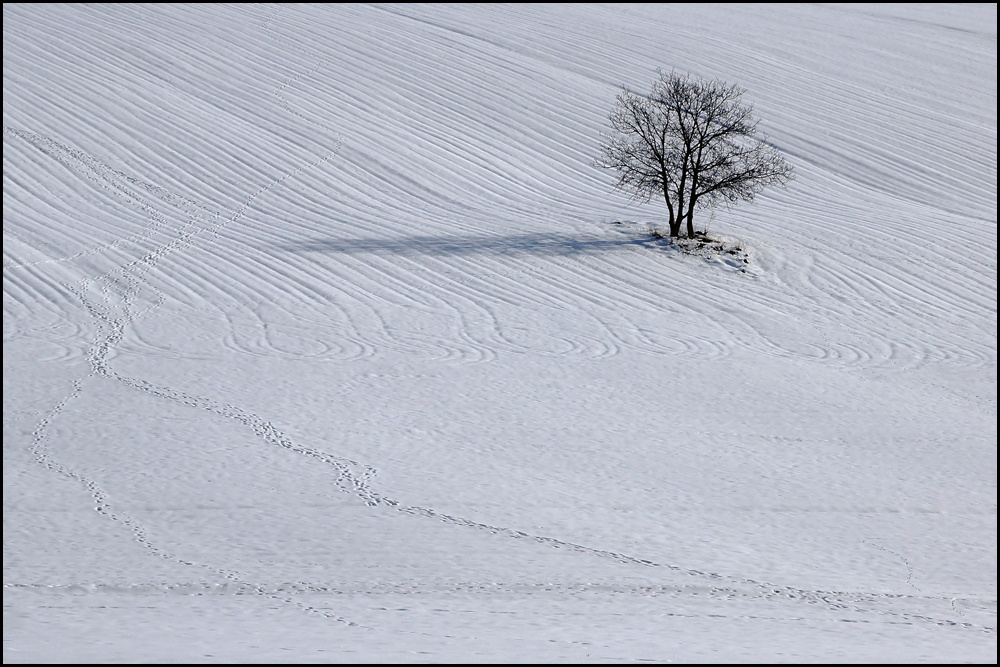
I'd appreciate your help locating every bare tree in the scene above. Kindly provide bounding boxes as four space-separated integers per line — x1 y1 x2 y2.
596 70 793 238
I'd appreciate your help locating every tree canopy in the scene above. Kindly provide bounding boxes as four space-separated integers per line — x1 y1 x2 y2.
597 70 793 238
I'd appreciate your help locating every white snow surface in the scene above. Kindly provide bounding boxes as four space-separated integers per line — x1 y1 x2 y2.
3 3 996 663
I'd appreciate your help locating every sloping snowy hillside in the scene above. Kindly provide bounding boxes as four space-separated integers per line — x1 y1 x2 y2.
4 4 996 662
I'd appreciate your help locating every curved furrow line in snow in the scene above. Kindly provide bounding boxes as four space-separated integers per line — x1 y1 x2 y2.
793 228 995 322
360 252 611 359
745 236 995 370
742 199 994 320
3 262 90 329
825 265 995 343
558 250 821 362
753 211 995 312
532 251 741 357
710 289 985 373
798 274 994 368
208 303 374 363
491 261 725 359
299 261 494 362
370 258 564 360
462 253 728 360
263 245 511 361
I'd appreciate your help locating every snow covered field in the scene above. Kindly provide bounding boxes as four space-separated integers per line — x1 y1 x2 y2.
3 3 996 662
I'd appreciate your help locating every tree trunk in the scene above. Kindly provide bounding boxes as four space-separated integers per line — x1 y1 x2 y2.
685 195 698 238
662 184 680 237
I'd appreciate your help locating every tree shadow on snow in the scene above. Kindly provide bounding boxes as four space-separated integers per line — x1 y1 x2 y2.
282 231 653 257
